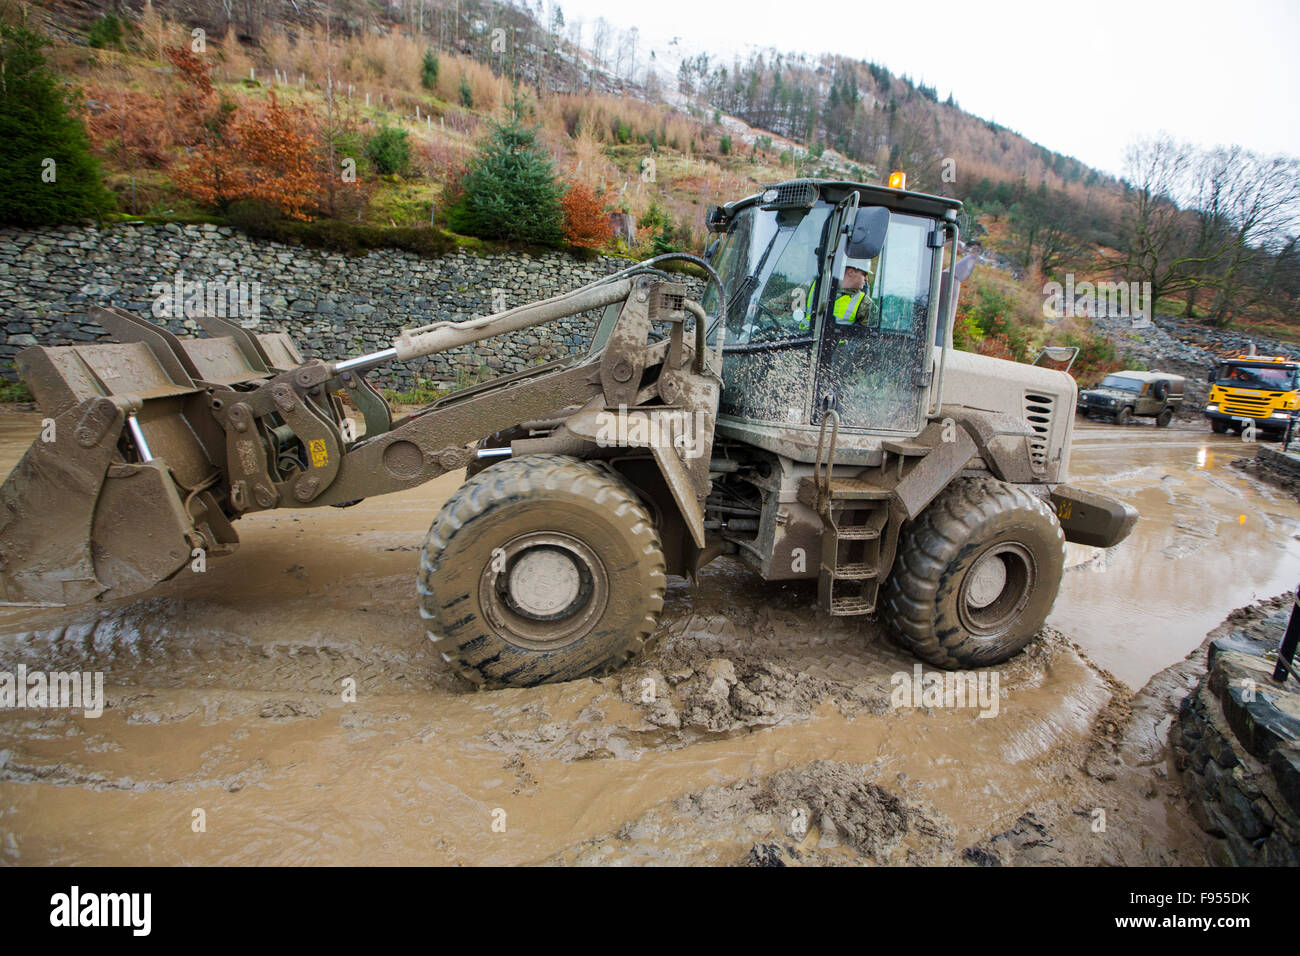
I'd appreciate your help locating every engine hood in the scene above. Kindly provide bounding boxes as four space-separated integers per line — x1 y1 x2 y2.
936 347 1077 482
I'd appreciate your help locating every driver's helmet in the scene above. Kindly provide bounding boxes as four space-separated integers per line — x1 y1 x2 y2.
845 256 874 274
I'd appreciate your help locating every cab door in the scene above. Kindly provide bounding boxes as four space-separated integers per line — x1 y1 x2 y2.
814 212 939 435
719 205 832 424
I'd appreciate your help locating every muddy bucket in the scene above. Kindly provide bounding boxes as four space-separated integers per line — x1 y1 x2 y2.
0 307 294 606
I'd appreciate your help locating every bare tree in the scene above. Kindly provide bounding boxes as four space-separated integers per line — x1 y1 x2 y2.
565 15 584 89
591 17 610 71
1183 147 1237 316
1198 148 1300 325
1114 136 1203 313
1010 182 1090 275
622 26 639 85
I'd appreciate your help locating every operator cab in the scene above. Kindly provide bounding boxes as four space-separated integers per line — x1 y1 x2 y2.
703 179 961 453
1210 357 1298 391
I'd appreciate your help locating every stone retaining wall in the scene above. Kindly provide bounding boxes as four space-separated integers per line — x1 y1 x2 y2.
1170 598 1300 866
0 223 666 392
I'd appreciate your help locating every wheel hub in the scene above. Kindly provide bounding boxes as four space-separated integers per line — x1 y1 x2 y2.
479 532 608 651
507 548 582 617
957 542 1036 636
966 553 1008 608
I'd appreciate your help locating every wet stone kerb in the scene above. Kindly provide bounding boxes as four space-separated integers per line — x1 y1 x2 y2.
1233 445 1300 502
1171 603 1300 866
1256 445 1300 478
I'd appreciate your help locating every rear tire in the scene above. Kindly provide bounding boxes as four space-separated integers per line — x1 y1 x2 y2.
880 479 1066 669
419 454 666 687
1156 408 1174 428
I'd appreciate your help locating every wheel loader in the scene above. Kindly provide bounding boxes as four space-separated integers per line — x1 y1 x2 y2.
0 178 1136 686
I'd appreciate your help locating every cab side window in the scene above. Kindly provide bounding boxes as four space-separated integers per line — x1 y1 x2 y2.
868 215 932 333
750 207 830 344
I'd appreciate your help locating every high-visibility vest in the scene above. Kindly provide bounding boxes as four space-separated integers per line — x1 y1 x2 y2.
831 290 867 323
797 281 866 329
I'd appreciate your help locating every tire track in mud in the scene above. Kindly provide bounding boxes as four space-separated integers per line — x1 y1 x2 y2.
0 750 272 796
466 559 1050 765
460 568 909 764
549 759 958 866
0 598 463 696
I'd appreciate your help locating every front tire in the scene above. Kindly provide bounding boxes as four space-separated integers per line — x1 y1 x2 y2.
880 479 1066 669
419 454 666 686
1115 406 1133 426
1211 418 1230 434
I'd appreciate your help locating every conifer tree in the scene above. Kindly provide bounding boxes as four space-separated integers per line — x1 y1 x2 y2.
447 118 564 244
0 16 114 225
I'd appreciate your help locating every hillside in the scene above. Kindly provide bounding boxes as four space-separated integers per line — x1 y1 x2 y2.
15 0 1128 231
6 0 1298 370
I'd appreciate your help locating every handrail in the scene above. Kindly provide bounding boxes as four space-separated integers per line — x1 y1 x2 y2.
814 409 841 504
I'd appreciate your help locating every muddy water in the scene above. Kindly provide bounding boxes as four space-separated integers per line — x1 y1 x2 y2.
1052 421 1300 688
0 408 1234 865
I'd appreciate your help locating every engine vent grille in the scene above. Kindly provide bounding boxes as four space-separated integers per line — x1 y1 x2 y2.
1024 391 1055 472
649 285 687 319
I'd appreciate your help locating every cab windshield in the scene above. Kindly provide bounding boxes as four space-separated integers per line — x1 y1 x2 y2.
1218 364 1297 390
703 204 808 346
712 196 940 434
1099 375 1143 392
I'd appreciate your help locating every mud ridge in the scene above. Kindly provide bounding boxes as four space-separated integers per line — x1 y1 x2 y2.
0 599 458 695
550 760 956 866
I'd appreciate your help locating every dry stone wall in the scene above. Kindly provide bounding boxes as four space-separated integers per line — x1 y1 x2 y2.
0 223 645 392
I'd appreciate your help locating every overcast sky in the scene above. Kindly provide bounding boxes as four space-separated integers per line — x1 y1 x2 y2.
549 0 1300 178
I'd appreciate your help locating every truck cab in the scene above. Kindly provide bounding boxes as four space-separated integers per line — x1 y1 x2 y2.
701 180 1076 472
1206 355 1300 437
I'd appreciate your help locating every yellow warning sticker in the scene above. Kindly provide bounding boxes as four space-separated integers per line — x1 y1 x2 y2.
309 438 328 468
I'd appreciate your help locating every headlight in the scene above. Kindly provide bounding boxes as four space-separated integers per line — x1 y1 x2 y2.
1206 404 1218 412
1271 412 1290 419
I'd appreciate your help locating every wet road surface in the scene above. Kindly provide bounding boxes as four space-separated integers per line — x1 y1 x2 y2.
1052 421 1300 688
1 408 1282 865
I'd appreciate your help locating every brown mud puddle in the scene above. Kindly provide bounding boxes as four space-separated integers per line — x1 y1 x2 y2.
0 409 1254 865
1052 422 1300 688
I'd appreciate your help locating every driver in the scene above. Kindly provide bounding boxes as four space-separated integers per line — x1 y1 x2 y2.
797 257 873 330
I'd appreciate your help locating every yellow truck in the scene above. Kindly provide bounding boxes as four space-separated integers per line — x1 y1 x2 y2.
1206 354 1300 438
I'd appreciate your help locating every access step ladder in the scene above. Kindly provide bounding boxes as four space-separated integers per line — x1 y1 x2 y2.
799 412 930 616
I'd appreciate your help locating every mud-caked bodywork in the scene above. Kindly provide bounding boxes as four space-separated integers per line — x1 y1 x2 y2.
0 272 724 610
1077 370 1185 426
0 178 1136 684
699 179 1135 666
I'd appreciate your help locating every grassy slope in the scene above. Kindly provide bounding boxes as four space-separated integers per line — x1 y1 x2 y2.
38 7 1294 366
